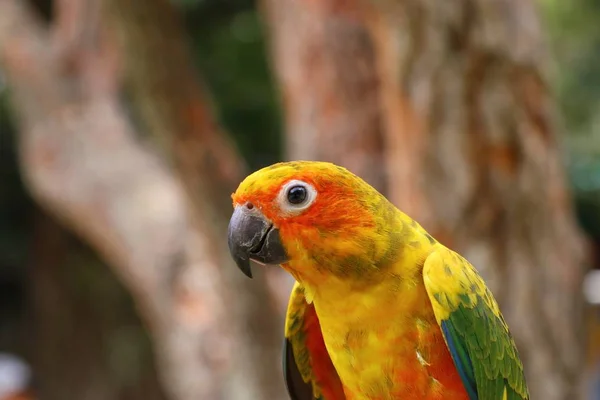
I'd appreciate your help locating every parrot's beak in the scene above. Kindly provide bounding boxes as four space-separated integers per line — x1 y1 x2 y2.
227 205 289 278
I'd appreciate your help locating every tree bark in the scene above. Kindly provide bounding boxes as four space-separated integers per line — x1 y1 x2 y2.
260 0 387 193
29 210 167 400
0 1 285 399
262 0 587 398
102 1 286 398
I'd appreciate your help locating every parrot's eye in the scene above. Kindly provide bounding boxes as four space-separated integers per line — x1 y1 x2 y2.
277 180 317 214
287 186 307 204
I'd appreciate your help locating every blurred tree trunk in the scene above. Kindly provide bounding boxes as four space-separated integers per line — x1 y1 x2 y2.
260 0 387 193
103 1 285 399
29 210 167 400
0 1 284 399
262 0 587 399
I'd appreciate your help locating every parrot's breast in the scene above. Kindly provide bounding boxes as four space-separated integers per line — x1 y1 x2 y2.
314 280 469 400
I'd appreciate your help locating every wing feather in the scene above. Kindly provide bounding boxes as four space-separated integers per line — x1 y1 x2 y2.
284 281 346 400
423 246 529 400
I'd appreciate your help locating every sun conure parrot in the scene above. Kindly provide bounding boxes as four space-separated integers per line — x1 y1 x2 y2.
227 161 529 400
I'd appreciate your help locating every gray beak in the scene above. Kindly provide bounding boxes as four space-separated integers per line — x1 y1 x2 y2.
227 205 289 278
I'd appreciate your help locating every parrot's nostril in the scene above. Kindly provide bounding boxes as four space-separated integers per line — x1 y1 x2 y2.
246 202 254 210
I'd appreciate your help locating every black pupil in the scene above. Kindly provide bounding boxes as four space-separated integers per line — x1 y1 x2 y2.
287 186 307 205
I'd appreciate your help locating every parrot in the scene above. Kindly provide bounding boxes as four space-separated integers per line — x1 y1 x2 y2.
227 160 529 400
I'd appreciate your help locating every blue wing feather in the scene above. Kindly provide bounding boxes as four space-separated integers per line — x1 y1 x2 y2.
441 321 478 400
424 246 529 400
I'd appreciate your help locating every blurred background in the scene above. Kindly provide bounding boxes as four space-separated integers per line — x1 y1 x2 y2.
0 0 599 399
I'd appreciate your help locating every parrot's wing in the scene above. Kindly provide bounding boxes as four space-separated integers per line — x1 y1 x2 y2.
422 246 529 400
283 281 346 400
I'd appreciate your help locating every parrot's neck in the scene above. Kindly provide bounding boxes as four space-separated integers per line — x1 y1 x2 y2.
296 223 447 400
292 213 438 326
307 251 434 328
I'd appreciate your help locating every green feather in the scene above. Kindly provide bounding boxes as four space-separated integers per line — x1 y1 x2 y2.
424 246 530 400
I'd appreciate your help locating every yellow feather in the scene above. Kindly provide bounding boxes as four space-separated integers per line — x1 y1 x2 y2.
233 161 527 399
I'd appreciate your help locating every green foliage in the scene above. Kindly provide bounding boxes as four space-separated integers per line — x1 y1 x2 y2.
541 0 600 239
0 92 32 279
542 0 600 136
180 0 283 169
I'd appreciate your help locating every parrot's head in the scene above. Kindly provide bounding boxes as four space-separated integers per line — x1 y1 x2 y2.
227 161 405 286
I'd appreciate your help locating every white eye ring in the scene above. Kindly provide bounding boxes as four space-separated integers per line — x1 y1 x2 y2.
277 179 317 215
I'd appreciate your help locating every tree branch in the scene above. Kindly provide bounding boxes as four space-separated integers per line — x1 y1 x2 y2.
103 1 287 398
0 1 269 398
